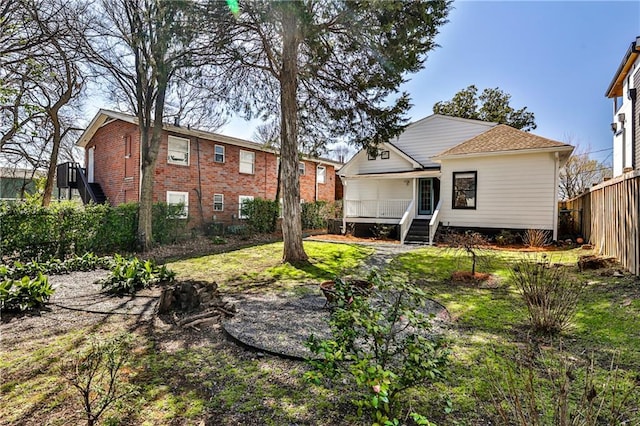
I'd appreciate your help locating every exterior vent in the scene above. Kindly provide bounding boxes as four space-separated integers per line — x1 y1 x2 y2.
618 113 626 123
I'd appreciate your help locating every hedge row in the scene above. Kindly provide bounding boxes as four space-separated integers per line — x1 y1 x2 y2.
0 201 187 261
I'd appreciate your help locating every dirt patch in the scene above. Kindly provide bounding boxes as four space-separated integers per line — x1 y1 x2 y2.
450 271 501 288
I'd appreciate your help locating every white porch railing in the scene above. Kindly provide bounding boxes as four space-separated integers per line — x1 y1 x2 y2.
344 199 411 219
428 200 443 245
399 199 415 244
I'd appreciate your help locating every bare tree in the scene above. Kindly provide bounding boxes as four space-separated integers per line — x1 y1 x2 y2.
81 0 222 250
1 0 87 205
559 143 612 200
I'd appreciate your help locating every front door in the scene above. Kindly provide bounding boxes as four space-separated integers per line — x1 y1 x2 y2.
417 178 440 215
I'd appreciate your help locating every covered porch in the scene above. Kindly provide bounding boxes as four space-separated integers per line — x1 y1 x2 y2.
340 170 442 243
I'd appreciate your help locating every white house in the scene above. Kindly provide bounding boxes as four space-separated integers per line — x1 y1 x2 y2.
338 114 574 243
606 36 640 177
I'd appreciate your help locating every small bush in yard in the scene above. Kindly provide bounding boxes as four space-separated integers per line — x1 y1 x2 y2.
99 255 175 294
444 230 489 275
0 274 53 312
486 344 640 425
305 270 449 425
510 255 585 334
522 229 551 248
64 334 137 426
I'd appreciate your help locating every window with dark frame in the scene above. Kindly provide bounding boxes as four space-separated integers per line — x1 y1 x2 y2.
380 150 390 159
452 171 477 209
367 151 377 160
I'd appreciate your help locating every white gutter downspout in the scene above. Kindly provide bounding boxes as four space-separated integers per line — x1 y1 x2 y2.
553 152 559 241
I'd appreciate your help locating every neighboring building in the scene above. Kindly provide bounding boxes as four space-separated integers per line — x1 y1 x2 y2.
338 114 574 243
606 36 640 177
66 109 340 226
0 167 39 200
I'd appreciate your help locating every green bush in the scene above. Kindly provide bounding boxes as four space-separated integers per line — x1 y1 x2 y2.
0 253 111 279
301 201 328 230
99 254 175 295
306 270 449 425
0 201 191 261
0 274 53 312
241 198 279 233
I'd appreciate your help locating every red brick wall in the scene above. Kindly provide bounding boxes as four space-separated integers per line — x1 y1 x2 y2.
88 120 336 227
85 121 140 205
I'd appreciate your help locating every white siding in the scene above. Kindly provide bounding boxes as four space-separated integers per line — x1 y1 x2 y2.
395 115 495 167
341 144 414 175
612 64 636 177
344 178 412 201
438 152 558 230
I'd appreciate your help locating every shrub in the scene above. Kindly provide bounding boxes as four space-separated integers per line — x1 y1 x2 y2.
444 230 489 275
64 334 137 426
371 223 394 240
486 344 640 425
0 274 53 312
301 201 328 229
510 255 585 334
152 202 190 244
99 255 175 295
495 230 517 246
241 198 279 233
306 271 449 425
0 253 111 280
522 229 551 248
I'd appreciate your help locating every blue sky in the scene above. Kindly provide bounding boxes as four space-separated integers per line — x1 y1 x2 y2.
219 1 640 164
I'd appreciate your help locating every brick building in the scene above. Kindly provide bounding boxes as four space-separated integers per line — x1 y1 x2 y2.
75 110 341 226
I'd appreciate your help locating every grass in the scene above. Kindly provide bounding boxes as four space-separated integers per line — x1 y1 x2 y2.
168 241 374 292
1 242 639 425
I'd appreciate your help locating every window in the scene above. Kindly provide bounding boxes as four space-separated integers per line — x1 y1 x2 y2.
238 195 254 219
317 166 326 184
214 145 225 163
213 194 224 211
299 162 306 175
166 191 189 218
167 136 190 166
367 151 377 160
380 150 390 160
239 150 255 174
452 171 477 209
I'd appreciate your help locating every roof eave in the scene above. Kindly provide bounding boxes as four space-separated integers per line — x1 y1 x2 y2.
433 145 575 162
606 36 640 98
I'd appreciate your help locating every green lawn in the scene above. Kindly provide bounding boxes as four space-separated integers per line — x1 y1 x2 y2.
1 241 638 425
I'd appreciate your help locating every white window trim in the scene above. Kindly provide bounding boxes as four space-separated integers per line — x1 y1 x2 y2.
239 150 255 174
166 191 189 219
317 165 326 184
299 162 306 175
213 193 224 211
167 135 190 166
238 195 254 219
214 145 225 163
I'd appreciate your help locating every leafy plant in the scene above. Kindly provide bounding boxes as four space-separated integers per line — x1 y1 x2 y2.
510 255 585 334
63 334 137 426
495 230 517 246
99 255 175 295
0 274 53 312
305 270 449 425
371 223 394 240
0 253 111 280
522 228 551 248
241 198 280 233
301 201 329 230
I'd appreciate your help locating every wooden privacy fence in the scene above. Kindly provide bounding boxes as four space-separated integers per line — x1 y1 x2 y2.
565 171 640 275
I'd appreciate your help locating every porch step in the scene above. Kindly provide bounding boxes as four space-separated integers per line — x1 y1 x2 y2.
404 219 430 244
89 183 107 204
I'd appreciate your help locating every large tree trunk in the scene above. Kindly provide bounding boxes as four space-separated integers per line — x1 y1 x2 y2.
137 124 154 251
279 3 307 263
41 117 61 207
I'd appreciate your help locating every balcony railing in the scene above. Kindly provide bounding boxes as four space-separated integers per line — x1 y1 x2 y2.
344 199 412 219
